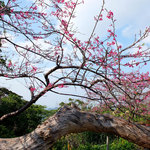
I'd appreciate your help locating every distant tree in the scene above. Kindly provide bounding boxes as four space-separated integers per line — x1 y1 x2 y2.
0 0 150 149
0 47 7 70
0 88 50 138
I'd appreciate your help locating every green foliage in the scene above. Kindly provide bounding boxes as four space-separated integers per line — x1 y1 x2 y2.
109 106 150 126
59 98 90 111
0 48 7 69
0 1 5 8
51 137 68 150
0 88 51 138
52 137 139 150
80 132 115 145
110 138 138 150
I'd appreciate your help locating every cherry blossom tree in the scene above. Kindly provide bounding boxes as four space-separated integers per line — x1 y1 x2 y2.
0 0 150 149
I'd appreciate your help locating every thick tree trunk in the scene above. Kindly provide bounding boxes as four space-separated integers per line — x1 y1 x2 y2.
0 105 150 150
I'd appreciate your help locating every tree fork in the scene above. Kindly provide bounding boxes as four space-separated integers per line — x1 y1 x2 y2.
0 105 150 150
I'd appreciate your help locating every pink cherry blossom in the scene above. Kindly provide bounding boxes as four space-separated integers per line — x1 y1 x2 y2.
58 84 64 88
30 87 36 92
107 11 113 19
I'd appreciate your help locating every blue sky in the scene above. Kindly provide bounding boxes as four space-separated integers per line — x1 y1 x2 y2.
1 0 150 108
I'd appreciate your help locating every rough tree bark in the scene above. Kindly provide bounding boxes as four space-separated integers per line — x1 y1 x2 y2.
0 105 150 150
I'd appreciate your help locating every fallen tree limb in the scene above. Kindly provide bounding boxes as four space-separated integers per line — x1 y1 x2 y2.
0 105 150 150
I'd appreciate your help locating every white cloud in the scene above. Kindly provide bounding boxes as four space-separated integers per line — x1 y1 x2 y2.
0 78 31 100
73 0 150 40
143 36 150 45
121 25 135 38
105 0 150 31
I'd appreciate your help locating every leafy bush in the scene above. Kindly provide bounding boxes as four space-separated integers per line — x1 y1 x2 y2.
110 138 137 150
52 135 140 150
